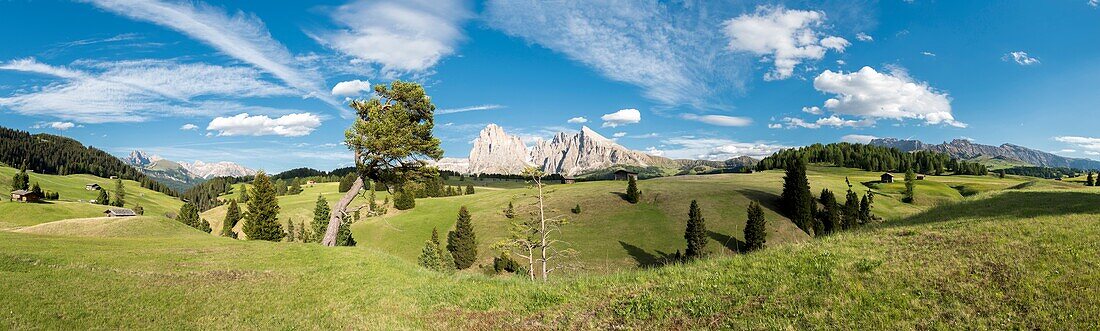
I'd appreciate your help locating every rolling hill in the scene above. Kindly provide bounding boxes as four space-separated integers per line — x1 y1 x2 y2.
0 166 184 226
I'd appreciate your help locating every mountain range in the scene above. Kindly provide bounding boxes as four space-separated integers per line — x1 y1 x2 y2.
439 124 756 176
869 138 1100 170
124 150 256 191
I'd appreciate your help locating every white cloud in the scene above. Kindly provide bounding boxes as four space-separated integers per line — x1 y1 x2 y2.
613 132 627 138
601 108 641 128
180 123 199 130
315 0 471 74
1056 149 1077 154
802 106 823 115
206 113 322 137
856 32 873 42
1091 0 1099 8
812 66 965 127
1004 51 1040 65
1055 136 1100 153
330 79 372 97
768 123 783 129
680 114 753 127
644 147 665 157
660 137 790 160
32 121 78 130
567 117 589 124
778 115 874 129
82 0 336 109
841 134 879 144
437 104 504 115
722 6 847 80
0 58 298 123
484 1 747 108
921 51 936 57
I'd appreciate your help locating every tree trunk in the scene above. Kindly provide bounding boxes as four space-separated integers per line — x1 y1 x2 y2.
322 176 363 246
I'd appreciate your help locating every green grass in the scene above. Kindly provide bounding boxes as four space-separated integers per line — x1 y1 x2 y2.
0 166 183 224
354 166 1033 273
201 181 390 238
14 216 206 238
1 187 1097 329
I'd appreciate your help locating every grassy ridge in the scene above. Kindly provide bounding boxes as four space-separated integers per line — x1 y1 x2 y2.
1 188 1097 329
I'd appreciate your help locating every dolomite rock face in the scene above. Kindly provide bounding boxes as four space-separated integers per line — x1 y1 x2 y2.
462 124 674 176
466 124 533 175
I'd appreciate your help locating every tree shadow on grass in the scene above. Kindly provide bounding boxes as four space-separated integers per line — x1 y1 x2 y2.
889 191 1100 228
735 189 782 214
619 241 679 268
708 231 744 254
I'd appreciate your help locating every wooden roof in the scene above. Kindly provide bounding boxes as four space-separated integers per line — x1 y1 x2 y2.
104 207 137 216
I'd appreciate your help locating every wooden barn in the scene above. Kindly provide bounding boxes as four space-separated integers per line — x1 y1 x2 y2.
10 190 42 202
880 173 895 183
104 207 137 217
560 176 576 184
613 170 639 181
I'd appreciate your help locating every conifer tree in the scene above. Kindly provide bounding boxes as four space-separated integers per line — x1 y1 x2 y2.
684 200 708 259
368 189 378 215
447 206 477 269
743 202 767 252
781 155 814 235
336 218 356 247
289 179 303 195
818 189 840 235
177 202 200 229
31 182 42 196
504 201 515 219
903 168 916 203
96 188 110 205
298 221 308 243
112 178 126 207
465 185 475 195
239 186 250 203
338 173 356 192
393 187 415 210
418 228 448 271
843 188 860 230
1088 172 1095 187
311 195 331 243
198 218 212 233
243 171 284 242
625 176 641 204
287 220 296 242
221 200 241 238
11 163 29 191
858 191 874 225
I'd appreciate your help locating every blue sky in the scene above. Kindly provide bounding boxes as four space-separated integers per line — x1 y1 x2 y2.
1 0 1099 172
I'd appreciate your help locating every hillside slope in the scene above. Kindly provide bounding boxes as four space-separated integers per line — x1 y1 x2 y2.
0 166 184 219
1 188 1097 329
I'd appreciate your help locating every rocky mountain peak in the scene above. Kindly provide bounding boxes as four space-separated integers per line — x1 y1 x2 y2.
126 150 162 167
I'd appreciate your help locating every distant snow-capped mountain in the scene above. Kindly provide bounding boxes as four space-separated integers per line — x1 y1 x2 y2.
123 150 256 190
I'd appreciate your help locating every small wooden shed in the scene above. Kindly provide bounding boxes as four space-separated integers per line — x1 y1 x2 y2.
880 173 894 183
104 207 137 217
560 176 576 184
11 190 42 202
85 183 102 190
613 170 638 181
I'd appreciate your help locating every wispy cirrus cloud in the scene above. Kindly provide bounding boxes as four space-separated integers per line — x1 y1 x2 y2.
0 58 302 123
312 0 472 75
80 0 342 111
437 104 504 115
484 1 749 109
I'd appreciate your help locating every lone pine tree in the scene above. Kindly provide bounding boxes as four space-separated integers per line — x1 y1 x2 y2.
243 171 284 242
177 202 200 229
418 228 449 272
111 178 126 207
311 195 331 243
684 200 708 259
781 156 814 235
903 168 917 203
817 189 840 235
743 202 767 252
96 188 110 205
447 206 477 270
221 200 241 238
625 176 641 204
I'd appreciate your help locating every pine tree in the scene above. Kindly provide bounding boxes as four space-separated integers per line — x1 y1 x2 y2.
96 188 110 205
336 218 356 246
243 171 284 242
684 200 708 259
239 186 250 203
625 176 640 204
287 220 296 242
858 191 874 225
743 202 767 252
11 164 29 191
504 201 515 219
418 228 447 271
289 179 303 195
465 185 475 195
842 188 860 230
221 200 241 238
311 195 330 243
571 203 581 214
1087 172 1095 187
903 168 916 203
818 189 840 235
298 221 308 243
177 202 200 229
368 189 378 215
447 206 477 269
198 218 212 233
112 178 126 207
31 182 42 196
338 173 356 192
393 187 415 210
781 155 814 235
